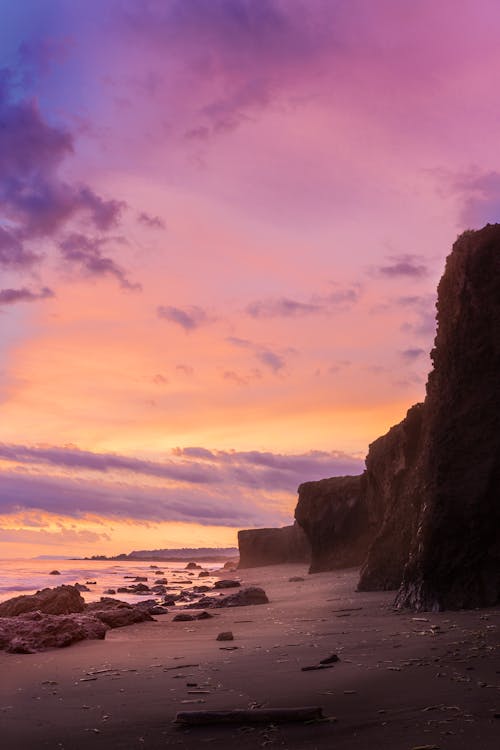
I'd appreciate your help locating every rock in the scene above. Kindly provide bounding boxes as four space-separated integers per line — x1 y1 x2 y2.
295 475 371 573
133 576 148 582
216 631 234 641
195 611 213 620
238 522 310 568
154 571 165 575
357 403 425 591
86 597 129 610
49 570 60 575
74 583 91 592
155 578 168 584
290 225 500 610
198 571 210 577
223 560 238 570
162 597 179 606
213 579 241 589
289 576 305 582
185 562 202 570
0 611 108 653
0 585 85 617
215 587 269 608
85 581 97 585
192 585 211 593
395 226 500 610
173 613 195 622
86 604 153 628
104 588 116 595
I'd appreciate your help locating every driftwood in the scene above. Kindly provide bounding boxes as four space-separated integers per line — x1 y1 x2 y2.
174 706 324 725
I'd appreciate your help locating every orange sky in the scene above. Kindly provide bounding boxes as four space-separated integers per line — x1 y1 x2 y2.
1 1 497 557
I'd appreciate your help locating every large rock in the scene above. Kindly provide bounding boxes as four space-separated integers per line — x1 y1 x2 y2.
0 585 85 617
295 475 369 573
215 586 269 607
395 226 500 610
237 523 310 568
85 598 154 627
357 402 425 591
0 612 107 653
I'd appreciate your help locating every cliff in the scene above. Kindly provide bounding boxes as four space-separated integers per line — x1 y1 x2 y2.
237 523 310 568
294 475 369 572
357 402 424 591
293 225 500 610
395 225 500 610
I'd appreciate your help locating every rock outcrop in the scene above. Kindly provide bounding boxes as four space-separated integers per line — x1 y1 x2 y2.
295 475 369 572
237 523 310 568
357 402 425 591
395 225 500 610
0 585 85 617
0 611 107 653
293 225 500 610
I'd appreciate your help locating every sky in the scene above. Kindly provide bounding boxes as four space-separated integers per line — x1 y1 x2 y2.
1 0 499 558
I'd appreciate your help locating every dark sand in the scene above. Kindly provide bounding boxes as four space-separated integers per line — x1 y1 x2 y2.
1 565 499 749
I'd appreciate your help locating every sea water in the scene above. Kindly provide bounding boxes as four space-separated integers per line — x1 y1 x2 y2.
0 558 225 605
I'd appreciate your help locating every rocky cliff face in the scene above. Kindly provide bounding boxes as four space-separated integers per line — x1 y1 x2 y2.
395 225 500 610
294 475 369 572
292 226 499 610
238 523 310 568
357 402 424 591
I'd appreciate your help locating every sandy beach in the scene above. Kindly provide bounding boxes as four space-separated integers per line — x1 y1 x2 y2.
1 564 499 750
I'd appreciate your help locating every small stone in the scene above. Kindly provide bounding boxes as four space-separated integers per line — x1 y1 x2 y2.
216 631 234 641
173 614 195 622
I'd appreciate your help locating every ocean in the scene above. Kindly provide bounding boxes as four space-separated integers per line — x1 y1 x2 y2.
0 558 226 605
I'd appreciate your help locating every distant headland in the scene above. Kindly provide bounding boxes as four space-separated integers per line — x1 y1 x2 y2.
82 546 239 562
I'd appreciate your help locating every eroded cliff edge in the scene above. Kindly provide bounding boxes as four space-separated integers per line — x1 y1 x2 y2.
238 523 310 568
296 226 499 609
395 225 500 610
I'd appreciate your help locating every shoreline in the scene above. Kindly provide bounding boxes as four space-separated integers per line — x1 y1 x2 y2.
1 564 499 749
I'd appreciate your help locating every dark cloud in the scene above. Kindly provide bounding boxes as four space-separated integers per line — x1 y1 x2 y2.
137 211 166 229
59 234 139 290
0 68 132 288
376 254 429 278
0 286 54 305
119 0 334 137
400 348 426 362
0 226 39 268
0 442 364 527
157 305 208 331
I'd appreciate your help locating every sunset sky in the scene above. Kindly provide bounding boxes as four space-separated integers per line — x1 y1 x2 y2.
1 0 499 558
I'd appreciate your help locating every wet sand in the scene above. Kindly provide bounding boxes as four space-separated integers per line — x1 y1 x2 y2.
1 565 499 749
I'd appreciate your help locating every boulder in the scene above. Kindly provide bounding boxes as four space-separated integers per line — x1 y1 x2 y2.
213 579 241 589
0 611 107 653
295 475 369 573
215 586 269 608
0 585 85 617
185 562 202 570
238 522 310 568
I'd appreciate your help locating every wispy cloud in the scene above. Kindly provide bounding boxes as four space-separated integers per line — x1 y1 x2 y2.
375 254 429 279
246 287 360 319
59 234 139 290
0 442 364 527
137 211 165 229
0 287 54 306
400 347 426 362
157 305 209 331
